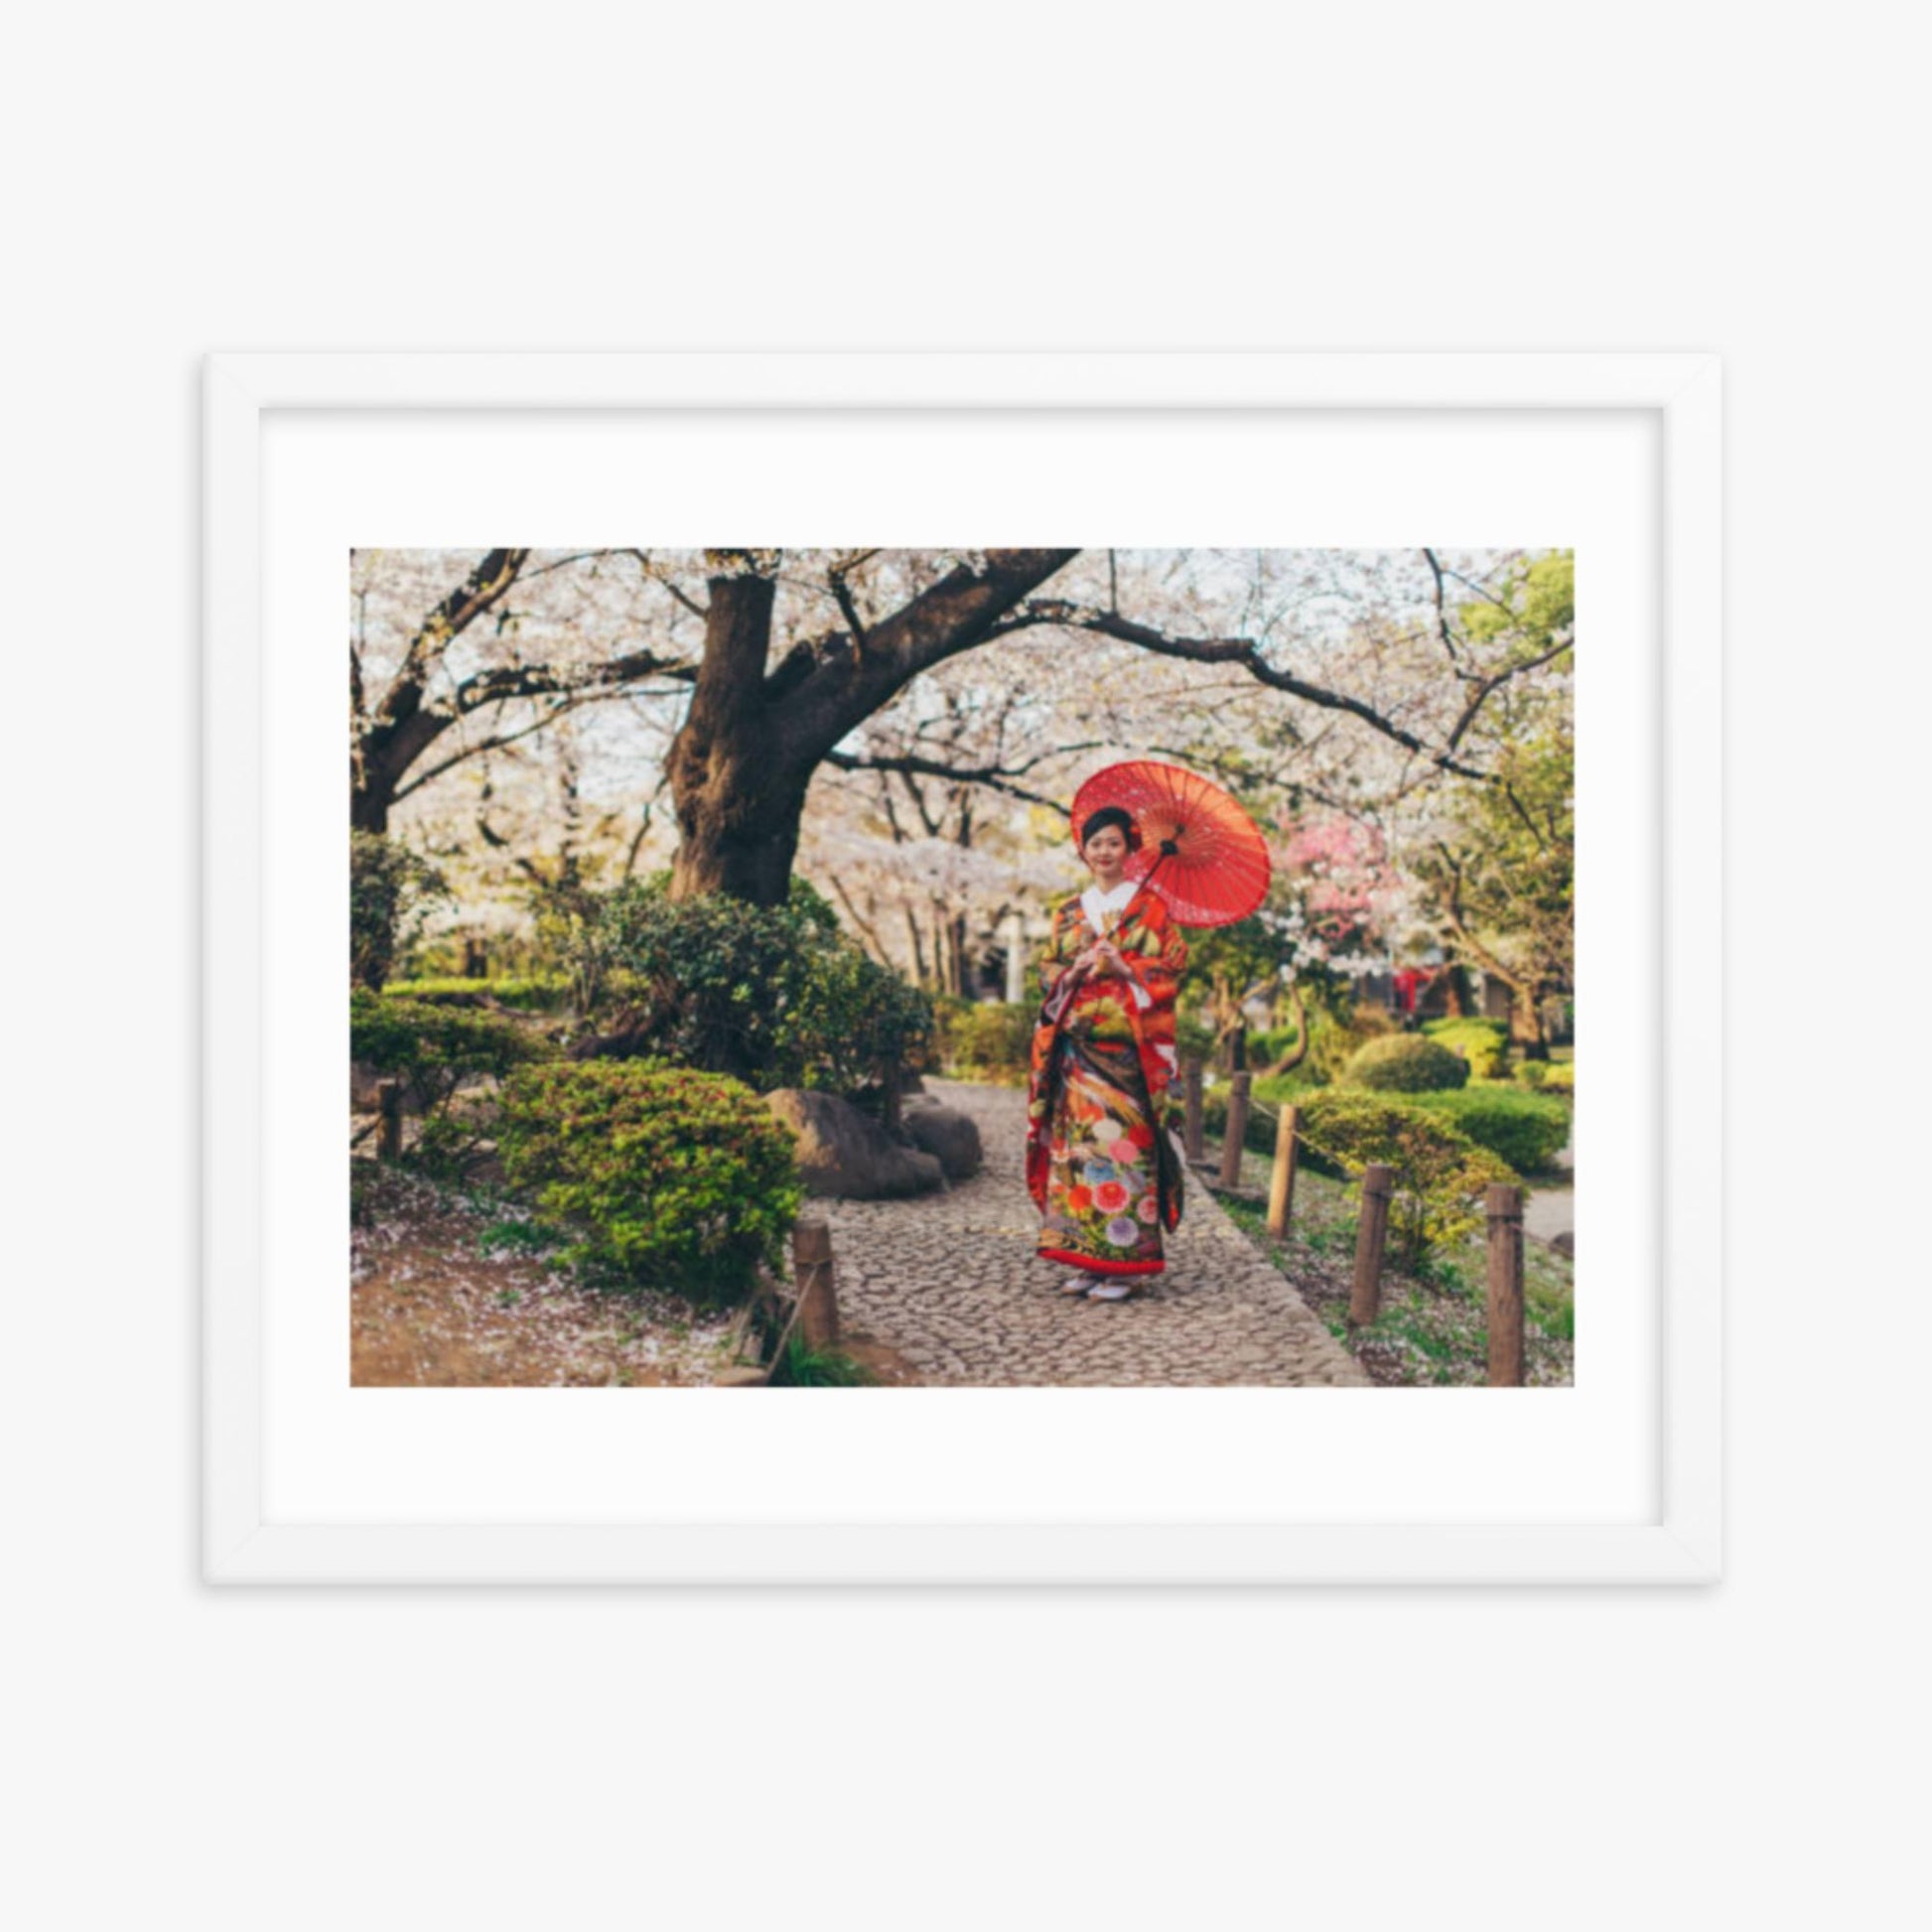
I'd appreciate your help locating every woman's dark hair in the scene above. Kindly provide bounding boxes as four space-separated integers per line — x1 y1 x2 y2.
1080 804 1141 852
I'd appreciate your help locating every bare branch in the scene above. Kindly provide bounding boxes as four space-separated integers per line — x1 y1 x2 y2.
822 747 1072 814
623 549 709 621
1422 548 1462 671
391 548 530 693
827 554 875 646
990 599 1492 782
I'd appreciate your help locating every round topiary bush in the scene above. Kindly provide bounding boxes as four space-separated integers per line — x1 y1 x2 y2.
1295 1089 1514 1269
585 875 931 1093
1339 1034 1471 1093
1422 1016 1511 1081
496 1059 803 1302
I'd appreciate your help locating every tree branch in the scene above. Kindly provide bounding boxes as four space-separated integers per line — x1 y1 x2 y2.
451 644 697 715
388 548 531 700
1442 638 1574 755
822 747 1071 814
989 599 1493 781
826 554 875 646
1423 548 1463 671
623 549 709 621
781 549 1081 759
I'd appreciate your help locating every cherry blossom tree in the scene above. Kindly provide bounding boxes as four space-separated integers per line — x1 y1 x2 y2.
349 548 701 833
362 547 1575 993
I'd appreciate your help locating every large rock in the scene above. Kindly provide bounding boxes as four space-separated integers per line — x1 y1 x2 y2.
900 1096 983 1179
764 1089 945 1199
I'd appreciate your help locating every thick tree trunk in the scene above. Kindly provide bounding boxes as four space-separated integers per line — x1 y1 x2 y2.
666 779 811 904
351 773 390 835
665 549 1079 907
665 566 808 906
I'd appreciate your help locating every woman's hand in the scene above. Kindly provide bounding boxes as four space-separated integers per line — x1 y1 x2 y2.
1091 939 1127 976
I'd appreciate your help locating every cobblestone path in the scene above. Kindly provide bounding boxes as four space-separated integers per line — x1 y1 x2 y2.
822 1079 1370 1387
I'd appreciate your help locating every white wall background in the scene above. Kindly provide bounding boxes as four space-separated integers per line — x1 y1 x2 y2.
5 4 1920 1925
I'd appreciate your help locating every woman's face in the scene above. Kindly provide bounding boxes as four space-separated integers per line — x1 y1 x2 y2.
1083 824 1130 880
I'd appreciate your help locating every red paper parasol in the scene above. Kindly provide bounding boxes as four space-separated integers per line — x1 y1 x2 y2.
1069 759 1272 927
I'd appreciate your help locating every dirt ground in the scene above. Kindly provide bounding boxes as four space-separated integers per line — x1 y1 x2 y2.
350 1160 743 1387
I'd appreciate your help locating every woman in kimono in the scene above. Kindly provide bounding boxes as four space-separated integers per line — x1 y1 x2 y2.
1025 804 1189 1300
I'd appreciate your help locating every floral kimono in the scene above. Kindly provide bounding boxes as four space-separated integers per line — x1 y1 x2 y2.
1026 878 1189 1275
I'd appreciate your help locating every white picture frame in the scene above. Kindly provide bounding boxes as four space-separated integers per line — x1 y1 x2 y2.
205 350 1721 1586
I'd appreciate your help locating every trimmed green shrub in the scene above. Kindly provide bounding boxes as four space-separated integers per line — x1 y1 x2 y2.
1303 1003 1398 1082
1408 1087 1571 1173
350 831 450 992
496 1059 802 1301
590 876 932 1093
935 1000 1035 1077
1246 1023 1299 1065
789 941 935 1094
1198 1071 1319 1159
1422 1016 1511 1080
1340 1034 1471 1093
1295 1090 1515 1269
382 974 574 1013
350 990 555 1111
1516 1058 1576 1093
351 990 558 1178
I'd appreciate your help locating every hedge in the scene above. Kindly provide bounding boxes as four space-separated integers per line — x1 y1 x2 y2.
1421 1016 1511 1081
350 990 556 1108
383 974 575 1013
1340 1034 1470 1093
1515 1058 1577 1093
1197 1071 1320 1158
1407 1086 1571 1173
1305 1004 1399 1082
496 1059 802 1302
591 878 932 1093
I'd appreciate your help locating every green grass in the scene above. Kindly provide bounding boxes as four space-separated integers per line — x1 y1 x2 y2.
478 1216 561 1256
769 1335 875 1386
1217 1160 1574 1387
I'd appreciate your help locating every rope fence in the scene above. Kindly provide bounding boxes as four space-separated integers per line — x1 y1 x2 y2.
1179 1057 1526 1384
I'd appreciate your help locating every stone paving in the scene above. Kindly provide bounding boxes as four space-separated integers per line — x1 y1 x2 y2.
821 1078 1370 1387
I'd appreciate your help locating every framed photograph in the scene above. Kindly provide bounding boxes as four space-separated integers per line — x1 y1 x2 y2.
204 350 1721 1584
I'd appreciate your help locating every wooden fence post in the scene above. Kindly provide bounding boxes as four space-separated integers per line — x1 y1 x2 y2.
376 1078 403 1161
1183 1058 1204 1163
1218 1070 1252 1187
1349 1163 1394 1325
1267 1104 1300 1239
1485 1182 1526 1387
792 1217 840 1353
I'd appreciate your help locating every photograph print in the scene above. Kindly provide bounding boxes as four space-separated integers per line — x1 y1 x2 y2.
349 546 1575 1389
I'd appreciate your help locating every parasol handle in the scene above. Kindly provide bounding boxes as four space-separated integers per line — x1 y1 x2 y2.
1141 828 1183 893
